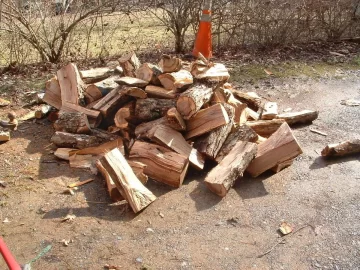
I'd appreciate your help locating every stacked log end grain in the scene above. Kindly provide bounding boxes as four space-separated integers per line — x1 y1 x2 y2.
42 52 319 212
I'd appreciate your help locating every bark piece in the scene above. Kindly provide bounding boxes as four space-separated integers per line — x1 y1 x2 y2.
80 68 112 84
151 125 205 170
194 104 235 159
321 139 360 157
54 148 76 161
158 55 182 73
54 112 91 134
43 77 62 109
246 123 303 177
158 70 193 92
135 98 176 122
84 76 119 104
205 141 258 197
166 108 186 131
145 85 176 99
129 141 189 188
57 63 85 105
216 125 259 163
118 52 141 77
275 110 319 125
176 84 213 120
102 148 156 213
61 102 102 128
115 77 148 88
96 160 124 202
51 132 99 149
185 104 230 140
261 102 278 120
246 119 286 137
135 63 162 85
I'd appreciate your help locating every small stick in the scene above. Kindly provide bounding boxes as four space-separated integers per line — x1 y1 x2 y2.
67 179 94 188
310 128 327 137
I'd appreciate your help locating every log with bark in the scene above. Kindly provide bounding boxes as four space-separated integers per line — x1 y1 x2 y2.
215 125 259 163
166 108 186 131
135 63 162 85
191 63 230 82
176 84 213 120
35 105 52 119
123 87 147 99
96 160 124 202
129 141 189 188
69 138 124 157
231 89 263 111
54 148 75 161
69 154 99 169
158 70 193 92
57 63 86 105
43 77 62 109
145 85 176 99
185 103 230 140
246 123 303 177
134 117 170 139
261 102 278 120
54 112 91 134
193 104 235 160
51 132 99 149
150 125 205 170
80 67 113 84
321 139 360 157
118 52 141 77
100 148 156 213
115 77 148 88
246 119 286 137
158 55 182 73
114 102 135 129
135 98 176 122
84 76 119 104
61 102 102 128
275 110 319 125
205 141 258 197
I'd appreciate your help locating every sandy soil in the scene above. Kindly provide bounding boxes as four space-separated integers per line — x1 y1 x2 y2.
0 72 359 270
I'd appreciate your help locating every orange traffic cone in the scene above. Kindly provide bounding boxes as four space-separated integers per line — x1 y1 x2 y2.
193 0 212 59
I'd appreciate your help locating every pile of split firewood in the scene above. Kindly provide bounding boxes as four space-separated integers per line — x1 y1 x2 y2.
42 52 320 213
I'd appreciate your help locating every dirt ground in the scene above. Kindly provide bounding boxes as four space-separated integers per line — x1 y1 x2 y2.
0 66 360 270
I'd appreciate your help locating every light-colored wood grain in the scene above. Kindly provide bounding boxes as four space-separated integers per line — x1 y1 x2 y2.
275 110 319 125
145 85 176 99
158 70 193 91
43 77 62 109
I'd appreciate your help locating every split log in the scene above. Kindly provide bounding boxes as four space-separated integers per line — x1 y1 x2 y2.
246 108 260 121
321 139 360 157
129 141 189 188
57 63 85 105
275 110 319 125
166 108 186 131
91 128 121 143
61 102 102 128
35 104 52 119
93 88 131 119
158 55 182 73
96 160 123 202
51 132 99 149
211 88 227 104
118 52 141 77
114 102 135 129
69 154 99 169
135 63 162 85
134 117 170 139
246 119 286 137
176 84 213 120
69 138 124 157
261 102 278 120
271 159 294 173
246 123 303 177
158 70 193 92
205 141 258 197
43 77 62 109
215 125 259 163
92 87 120 110
127 160 148 184
232 89 263 111
54 112 91 134
145 85 176 99
193 104 235 159
101 148 156 213
0 130 10 142
79 68 112 84
54 148 76 161
135 98 176 122
185 104 230 140
124 87 147 99
191 63 230 82
115 77 148 88
150 125 205 170
84 76 119 104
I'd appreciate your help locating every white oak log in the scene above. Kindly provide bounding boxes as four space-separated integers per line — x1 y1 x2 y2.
275 110 319 125
123 87 147 99
205 141 258 197
134 117 170 139
43 77 62 109
115 77 148 88
57 63 85 105
166 108 186 131
54 112 91 134
246 119 286 137
135 98 176 122
80 68 112 84
145 85 176 99
61 102 102 128
118 52 141 77
69 138 124 157
191 63 230 82
84 76 119 104
158 70 193 92
158 55 182 73
51 132 99 149
135 63 162 85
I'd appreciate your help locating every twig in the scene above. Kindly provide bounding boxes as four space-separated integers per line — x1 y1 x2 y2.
310 128 328 137
257 224 314 258
67 179 94 188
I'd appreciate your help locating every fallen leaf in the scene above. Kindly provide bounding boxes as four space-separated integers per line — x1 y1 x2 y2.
279 222 293 235
264 69 274 76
